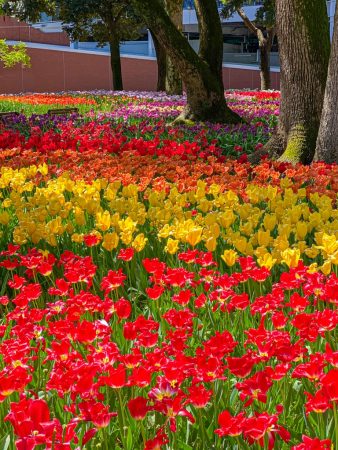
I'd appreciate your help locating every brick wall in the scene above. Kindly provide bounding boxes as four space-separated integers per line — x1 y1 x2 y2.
0 16 69 46
0 46 280 94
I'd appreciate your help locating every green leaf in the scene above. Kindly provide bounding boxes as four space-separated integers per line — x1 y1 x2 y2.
176 441 194 450
0 435 11 450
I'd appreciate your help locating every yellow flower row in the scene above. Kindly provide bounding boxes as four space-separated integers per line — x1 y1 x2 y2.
0 166 337 273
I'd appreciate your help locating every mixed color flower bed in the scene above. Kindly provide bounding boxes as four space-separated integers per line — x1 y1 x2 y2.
0 91 337 450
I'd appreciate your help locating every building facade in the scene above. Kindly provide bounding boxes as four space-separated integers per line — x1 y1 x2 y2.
0 0 335 94
29 1 336 63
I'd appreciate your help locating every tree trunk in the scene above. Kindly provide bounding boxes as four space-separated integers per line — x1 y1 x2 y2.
266 0 330 164
235 8 275 92
109 35 123 91
195 0 223 81
259 28 274 90
150 28 167 91
259 41 271 90
164 0 183 95
131 0 242 124
314 0 338 164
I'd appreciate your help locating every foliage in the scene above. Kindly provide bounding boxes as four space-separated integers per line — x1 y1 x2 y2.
0 40 30 68
221 0 275 28
0 0 30 68
57 0 143 45
1 0 56 22
1 0 143 45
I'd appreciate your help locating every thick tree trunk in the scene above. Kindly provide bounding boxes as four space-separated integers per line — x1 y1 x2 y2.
131 0 242 123
164 0 183 95
150 28 167 91
195 0 223 81
266 0 330 164
314 1 338 164
109 35 123 91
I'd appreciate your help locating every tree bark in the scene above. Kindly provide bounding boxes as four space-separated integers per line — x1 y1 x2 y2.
236 8 274 91
109 35 123 91
131 0 242 124
164 0 183 95
150 28 167 91
259 28 274 90
314 0 338 164
265 0 330 164
195 0 224 81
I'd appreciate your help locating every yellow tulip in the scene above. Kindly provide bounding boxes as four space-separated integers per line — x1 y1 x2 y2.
158 224 172 239
316 233 338 256
132 233 148 252
37 163 48 176
320 260 332 275
296 222 308 240
71 233 84 243
120 230 133 245
257 230 271 247
47 217 64 235
0 211 10 225
257 253 277 270
102 232 119 251
240 222 253 236
205 236 217 252
233 237 247 254
165 238 179 255
221 249 238 267
13 228 27 245
281 248 301 268
2 198 12 208
46 234 57 247
296 241 307 254
205 213 218 226
74 207 86 226
274 236 290 252
96 210 111 232
118 217 137 233
263 214 277 231
185 227 203 247
218 210 236 228
307 263 318 274
304 247 319 259
198 199 211 213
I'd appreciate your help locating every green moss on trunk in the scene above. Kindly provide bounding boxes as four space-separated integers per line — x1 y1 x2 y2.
272 0 330 164
278 123 318 165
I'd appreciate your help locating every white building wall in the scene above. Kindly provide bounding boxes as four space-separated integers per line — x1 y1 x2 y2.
184 1 336 37
328 0 336 38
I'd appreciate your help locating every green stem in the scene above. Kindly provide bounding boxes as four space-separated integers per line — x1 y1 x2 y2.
333 402 338 450
140 420 146 447
198 408 207 448
117 389 127 448
100 427 109 450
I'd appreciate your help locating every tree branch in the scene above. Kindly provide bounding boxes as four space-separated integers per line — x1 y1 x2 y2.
236 7 258 34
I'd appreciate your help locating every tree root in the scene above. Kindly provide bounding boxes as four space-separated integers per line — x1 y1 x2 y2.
248 132 285 164
169 105 246 127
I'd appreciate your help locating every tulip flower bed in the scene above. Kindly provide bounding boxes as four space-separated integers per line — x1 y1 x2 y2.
0 91 337 450
0 90 278 160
